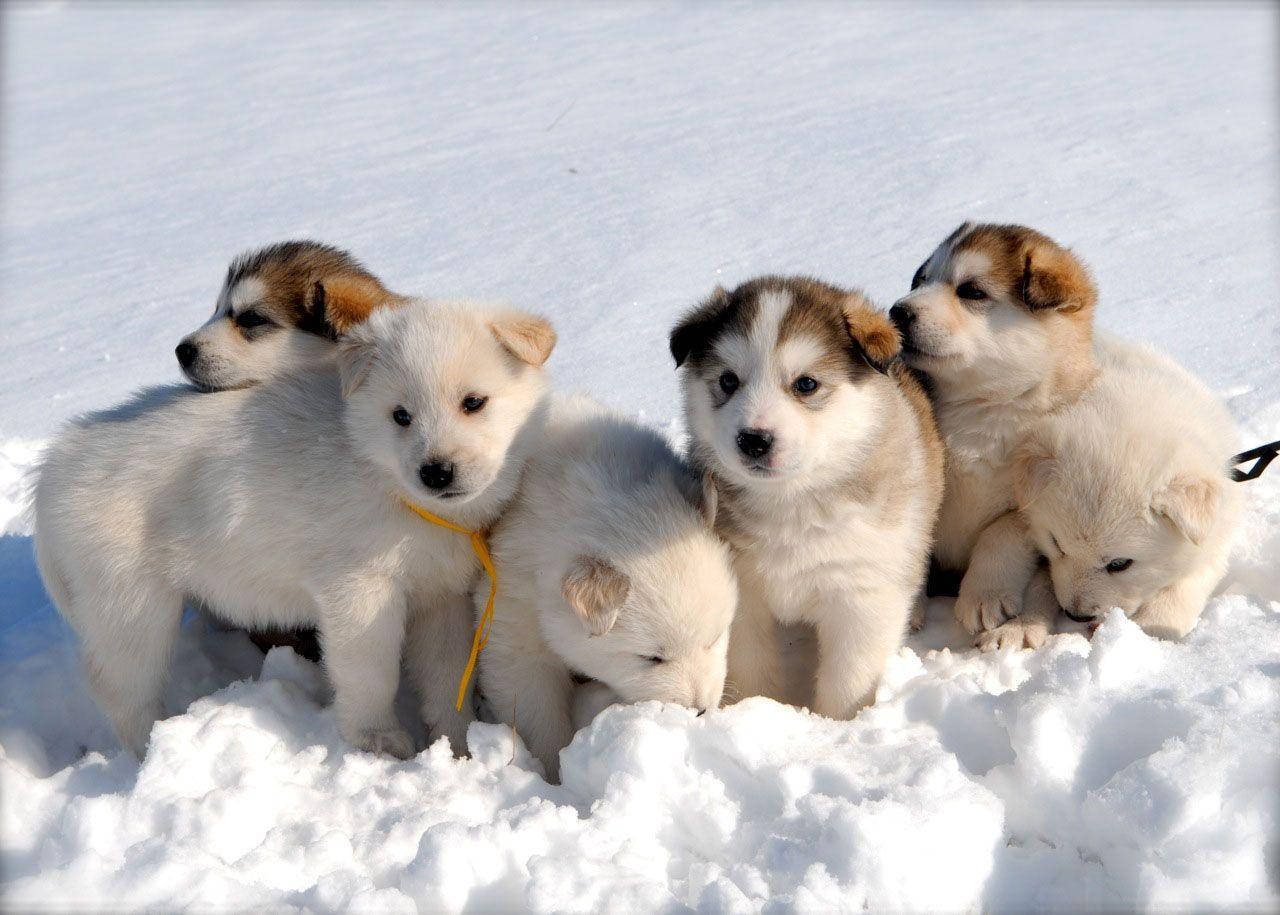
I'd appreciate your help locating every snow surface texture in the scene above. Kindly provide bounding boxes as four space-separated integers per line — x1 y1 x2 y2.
2 2 1277 912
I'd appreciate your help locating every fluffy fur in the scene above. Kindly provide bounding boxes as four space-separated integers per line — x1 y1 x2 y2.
892 223 1100 639
34 299 555 758
672 276 943 720
477 394 736 781
1006 340 1242 640
177 240 404 392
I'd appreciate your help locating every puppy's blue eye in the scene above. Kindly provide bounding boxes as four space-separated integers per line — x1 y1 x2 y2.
461 395 487 414
955 281 987 301
1105 558 1134 574
793 376 819 395
718 371 740 396
392 406 412 427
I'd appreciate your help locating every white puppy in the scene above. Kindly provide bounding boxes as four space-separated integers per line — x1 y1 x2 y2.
477 395 736 781
34 298 555 758
1009 341 1242 640
891 222 1100 641
671 276 943 720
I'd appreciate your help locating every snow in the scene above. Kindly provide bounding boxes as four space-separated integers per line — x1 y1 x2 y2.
1 2 1277 912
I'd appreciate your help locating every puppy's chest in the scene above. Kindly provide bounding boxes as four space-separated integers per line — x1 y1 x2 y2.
721 494 884 583
934 407 1024 567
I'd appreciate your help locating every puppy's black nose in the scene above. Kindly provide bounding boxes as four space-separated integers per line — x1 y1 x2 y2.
889 303 915 333
419 461 455 490
175 341 198 369
736 429 773 460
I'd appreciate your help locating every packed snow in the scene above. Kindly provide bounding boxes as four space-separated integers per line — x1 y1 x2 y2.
2 2 1277 912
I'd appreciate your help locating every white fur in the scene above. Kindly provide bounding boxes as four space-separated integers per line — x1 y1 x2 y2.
681 304 939 721
33 299 552 758
477 395 736 781
1015 341 1243 638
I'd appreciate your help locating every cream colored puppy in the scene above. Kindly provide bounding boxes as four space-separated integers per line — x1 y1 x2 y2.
478 395 736 782
34 299 554 758
891 223 1100 642
1007 341 1242 640
672 276 943 720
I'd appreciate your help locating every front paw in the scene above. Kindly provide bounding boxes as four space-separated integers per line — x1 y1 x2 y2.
954 589 1021 634
350 725 416 760
975 617 1047 652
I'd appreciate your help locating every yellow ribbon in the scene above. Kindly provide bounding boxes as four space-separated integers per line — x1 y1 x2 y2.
401 499 497 712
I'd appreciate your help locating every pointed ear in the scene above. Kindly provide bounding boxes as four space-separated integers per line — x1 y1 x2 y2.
562 557 631 637
1151 473 1220 545
318 274 393 335
841 294 900 374
490 312 556 366
1012 433 1056 508
675 468 718 528
670 286 730 368
335 324 377 398
1020 241 1097 314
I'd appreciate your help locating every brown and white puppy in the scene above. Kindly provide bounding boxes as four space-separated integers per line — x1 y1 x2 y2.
891 223 1099 643
176 240 404 391
672 276 943 719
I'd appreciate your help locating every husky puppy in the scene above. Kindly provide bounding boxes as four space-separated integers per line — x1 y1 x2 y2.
891 223 1099 641
177 240 404 392
1010 341 1242 639
478 395 736 781
671 277 943 719
34 299 555 758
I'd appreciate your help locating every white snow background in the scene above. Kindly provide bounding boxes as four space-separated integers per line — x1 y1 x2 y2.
2 2 1278 912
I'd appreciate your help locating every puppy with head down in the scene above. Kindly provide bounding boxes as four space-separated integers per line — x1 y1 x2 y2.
478 395 736 782
1011 341 1242 640
672 276 942 720
892 223 1100 644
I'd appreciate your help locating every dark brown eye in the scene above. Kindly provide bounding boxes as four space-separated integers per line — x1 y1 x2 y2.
392 406 412 427
1105 558 1134 574
234 310 272 329
718 371 740 395
461 395 488 414
955 281 987 301
793 376 819 395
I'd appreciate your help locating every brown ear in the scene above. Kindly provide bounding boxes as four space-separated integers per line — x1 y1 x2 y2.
1021 241 1097 314
562 557 631 636
317 274 394 335
670 286 730 368
491 312 556 366
841 294 900 374
1012 433 1056 508
335 323 377 398
1151 473 1220 545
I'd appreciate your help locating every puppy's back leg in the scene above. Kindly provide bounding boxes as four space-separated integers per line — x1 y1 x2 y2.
403 590 476 755
76 579 184 758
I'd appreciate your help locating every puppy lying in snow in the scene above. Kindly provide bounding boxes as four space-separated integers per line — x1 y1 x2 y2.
478 394 736 781
998 340 1243 643
671 277 943 720
34 298 554 758
891 222 1101 641
176 240 405 392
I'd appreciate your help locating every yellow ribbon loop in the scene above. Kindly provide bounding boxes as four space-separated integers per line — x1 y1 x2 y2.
400 499 497 711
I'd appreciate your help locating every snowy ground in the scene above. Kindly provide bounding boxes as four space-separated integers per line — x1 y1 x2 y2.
2 2 1278 912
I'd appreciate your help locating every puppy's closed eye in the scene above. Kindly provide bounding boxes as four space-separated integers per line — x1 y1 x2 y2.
234 310 273 330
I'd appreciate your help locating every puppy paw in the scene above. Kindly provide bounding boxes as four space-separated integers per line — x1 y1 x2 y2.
955 590 1021 634
353 726 416 760
975 617 1049 652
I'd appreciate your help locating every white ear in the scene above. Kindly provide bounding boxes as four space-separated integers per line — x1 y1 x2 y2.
562 556 630 637
336 326 377 398
1151 473 1220 545
490 311 557 366
1012 433 1056 508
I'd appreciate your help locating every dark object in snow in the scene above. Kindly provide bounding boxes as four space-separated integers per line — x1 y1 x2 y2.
1230 440 1279 482
249 627 322 663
